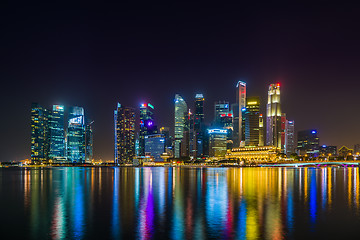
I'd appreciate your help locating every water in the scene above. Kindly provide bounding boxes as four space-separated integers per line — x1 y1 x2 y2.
0 167 359 239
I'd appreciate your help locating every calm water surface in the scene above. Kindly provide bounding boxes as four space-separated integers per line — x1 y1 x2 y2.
0 167 360 239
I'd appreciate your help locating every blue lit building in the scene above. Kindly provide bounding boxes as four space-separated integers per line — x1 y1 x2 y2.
49 105 65 162
67 106 85 163
139 103 157 156
145 134 165 162
31 103 50 163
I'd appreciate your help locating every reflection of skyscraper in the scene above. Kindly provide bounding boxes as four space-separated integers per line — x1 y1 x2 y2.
85 120 94 163
67 106 85 163
174 94 187 158
266 83 282 148
114 103 135 164
31 103 49 164
139 103 157 156
49 105 65 162
244 97 260 147
233 81 246 147
194 94 205 157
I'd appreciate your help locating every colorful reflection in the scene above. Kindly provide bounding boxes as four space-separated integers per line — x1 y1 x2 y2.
1 166 359 239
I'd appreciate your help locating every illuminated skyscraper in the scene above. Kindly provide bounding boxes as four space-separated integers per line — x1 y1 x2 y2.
67 106 85 163
208 129 228 158
297 129 319 157
194 94 205 157
49 105 65 162
259 114 264 146
285 120 295 155
266 83 282 148
31 103 50 164
233 81 246 147
145 134 165 162
114 103 135 164
174 94 188 158
85 120 94 163
214 101 230 124
139 103 157 156
244 96 261 147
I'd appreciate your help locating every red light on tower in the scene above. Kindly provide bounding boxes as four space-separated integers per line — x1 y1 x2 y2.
276 83 280 87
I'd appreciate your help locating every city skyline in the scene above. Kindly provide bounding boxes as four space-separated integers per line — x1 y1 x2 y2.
2 2 360 161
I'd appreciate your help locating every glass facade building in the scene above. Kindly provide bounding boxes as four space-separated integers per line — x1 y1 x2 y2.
114 103 136 164
67 106 85 163
234 81 246 148
174 94 187 158
139 103 157 156
208 129 228 158
244 96 261 147
194 94 205 157
297 129 320 157
85 120 94 163
285 120 295 155
31 103 49 163
49 105 65 162
145 134 165 162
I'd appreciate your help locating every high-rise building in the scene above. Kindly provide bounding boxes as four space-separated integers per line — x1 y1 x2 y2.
320 145 337 156
85 120 94 163
67 106 85 163
233 81 246 147
266 83 282 148
214 101 230 124
259 114 264 146
114 103 136 164
145 134 165 162
139 103 157 156
285 120 295 156
194 94 205 157
49 105 65 162
174 94 187 158
297 129 320 157
208 129 228 158
244 97 261 147
31 103 50 164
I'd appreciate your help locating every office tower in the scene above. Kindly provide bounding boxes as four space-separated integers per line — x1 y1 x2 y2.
194 94 205 157
49 105 65 162
114 103 136 164
285 120 295 156
139 103 157 156
259 114 264 146
281 113 287 152
233 81 246 147
244 97 261 147
297 129 320 157
208 129 227 158
160 127 171 149
145 134 165 162
67 106 85 163
320 145 337 156
181 111 191 157
174 94 188 158
266 83 282 148
31 103 50 164
214 101 230 124
85 120 94 163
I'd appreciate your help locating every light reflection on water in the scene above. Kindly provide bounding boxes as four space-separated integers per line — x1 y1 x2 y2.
0 167 360 239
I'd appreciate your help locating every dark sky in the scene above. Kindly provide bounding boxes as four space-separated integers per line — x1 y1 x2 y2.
2 2 360 161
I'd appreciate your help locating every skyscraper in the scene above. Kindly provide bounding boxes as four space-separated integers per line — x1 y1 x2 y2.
31 103 49 164
266 83 282 148
233 81 246 147
214 101 230 124
85 120 94 163
174 94 187 158
145 134 165 162
194 94 205 157
285 120 295 156
139 103 157 156
114 103 136 164
259 114 264 146
67 106 85 163
244 96 261 147
49 105 65 162
208 129 228 158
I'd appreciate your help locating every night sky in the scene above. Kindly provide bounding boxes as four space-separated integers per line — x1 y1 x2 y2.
2 2 360 161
